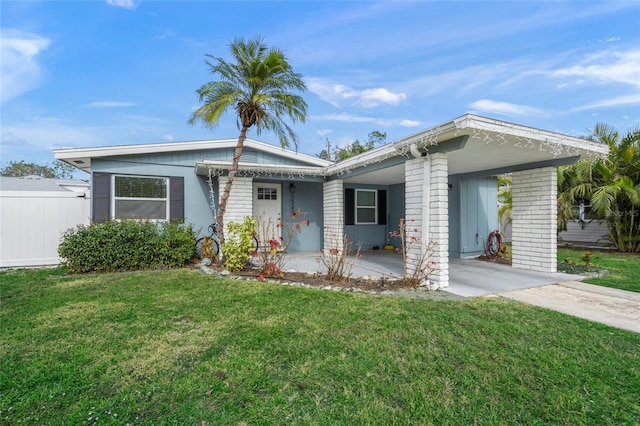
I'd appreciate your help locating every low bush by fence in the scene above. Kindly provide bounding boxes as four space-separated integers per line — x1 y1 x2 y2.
58 221 196 273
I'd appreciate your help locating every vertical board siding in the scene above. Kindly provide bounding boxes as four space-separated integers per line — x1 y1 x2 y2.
0 192 90 267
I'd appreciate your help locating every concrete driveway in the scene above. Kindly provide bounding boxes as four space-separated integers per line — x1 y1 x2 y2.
283 250 640 334
497 281 640 334
446 259 585 297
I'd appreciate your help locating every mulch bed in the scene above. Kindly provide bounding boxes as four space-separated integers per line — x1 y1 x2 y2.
476 255 512 265
230 269 420 293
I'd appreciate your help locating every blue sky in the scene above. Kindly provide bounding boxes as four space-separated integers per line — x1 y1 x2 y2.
1 1 639 175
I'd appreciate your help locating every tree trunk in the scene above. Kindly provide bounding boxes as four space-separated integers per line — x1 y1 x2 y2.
216 126 248 262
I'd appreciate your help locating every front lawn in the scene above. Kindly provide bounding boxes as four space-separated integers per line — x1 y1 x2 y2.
1 268 639 424
558 248 640 293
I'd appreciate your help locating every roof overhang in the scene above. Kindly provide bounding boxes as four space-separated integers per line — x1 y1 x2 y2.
52 114 608 186
327 114 608 185
54 138 332 173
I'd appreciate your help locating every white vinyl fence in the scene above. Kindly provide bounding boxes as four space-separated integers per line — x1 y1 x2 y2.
0 190 90 267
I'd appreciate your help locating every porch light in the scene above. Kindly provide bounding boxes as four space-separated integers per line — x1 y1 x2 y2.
290 183 296 193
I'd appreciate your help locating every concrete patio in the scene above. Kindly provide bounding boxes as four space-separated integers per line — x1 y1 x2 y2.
282 250 585 297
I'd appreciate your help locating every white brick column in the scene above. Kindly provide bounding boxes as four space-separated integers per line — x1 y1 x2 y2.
405 153 449 288
323 179 344 253
511 167 557 273
221 176 253 226
429 153 449 287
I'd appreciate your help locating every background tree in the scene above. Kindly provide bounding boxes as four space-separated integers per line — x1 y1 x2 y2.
1 160 77 179
189 36 307 249
317 130 386 162
558 124 640 252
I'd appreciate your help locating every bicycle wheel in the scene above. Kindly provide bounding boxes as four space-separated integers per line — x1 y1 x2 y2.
486 231 502 257
196 236 219 264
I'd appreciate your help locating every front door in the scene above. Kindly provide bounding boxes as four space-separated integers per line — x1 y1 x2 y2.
253 182 282 244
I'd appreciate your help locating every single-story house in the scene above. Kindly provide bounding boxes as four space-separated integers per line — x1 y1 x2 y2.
54 114 607 288
0 175 90 267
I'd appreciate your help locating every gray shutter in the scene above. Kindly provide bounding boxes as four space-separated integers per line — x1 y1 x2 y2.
345 188 355 225
92 172 111 222
169 176 184 221
378 189 387 225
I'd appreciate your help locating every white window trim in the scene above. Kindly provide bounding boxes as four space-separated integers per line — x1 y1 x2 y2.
355 189 377 225
111 174 170 221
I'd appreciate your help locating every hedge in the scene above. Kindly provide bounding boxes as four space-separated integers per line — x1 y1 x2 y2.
58 221 196 273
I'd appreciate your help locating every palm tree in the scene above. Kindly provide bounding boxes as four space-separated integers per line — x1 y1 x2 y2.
560 124 640 252
497 174 512 229
189 36 308 248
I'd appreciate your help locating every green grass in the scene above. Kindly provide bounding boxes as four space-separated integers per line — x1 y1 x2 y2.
1 268 639 425
558 248 640 293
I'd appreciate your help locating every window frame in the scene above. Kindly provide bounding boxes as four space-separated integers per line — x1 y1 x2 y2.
355 189 377 224
257 187 278 201
111 174 170 221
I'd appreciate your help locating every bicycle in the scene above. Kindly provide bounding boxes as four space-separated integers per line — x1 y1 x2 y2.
196 223 259 264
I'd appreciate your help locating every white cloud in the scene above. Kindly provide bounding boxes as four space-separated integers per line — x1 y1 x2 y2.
0 29 50 103
551 49 640 88
106 0 138 10
399 119 421 127
357 88 406 107
316 129 333 137
570 95 639 112
307 78 406 107
89 101 135 108
163 134 174 142
313 112 383 124
0 132 27 146
312 113 421 128
469 100 543 116
1 117 103 151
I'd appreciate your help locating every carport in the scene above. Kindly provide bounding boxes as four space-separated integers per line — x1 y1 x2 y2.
321 114 607 290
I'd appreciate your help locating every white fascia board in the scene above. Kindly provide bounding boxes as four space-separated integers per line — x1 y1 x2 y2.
53 138 332 171
455 114 608 156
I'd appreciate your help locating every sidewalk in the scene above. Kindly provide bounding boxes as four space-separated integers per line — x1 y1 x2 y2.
497 281 640 334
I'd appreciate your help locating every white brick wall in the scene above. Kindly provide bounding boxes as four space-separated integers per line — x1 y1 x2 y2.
511 167 557 272
221 177 253 227
404 154 449 288
323 180 344 253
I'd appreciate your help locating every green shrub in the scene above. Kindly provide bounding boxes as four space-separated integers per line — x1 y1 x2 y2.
58 220 197 273
222 216 257 272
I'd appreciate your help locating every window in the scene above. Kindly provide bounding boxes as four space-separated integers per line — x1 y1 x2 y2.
257 187 278 200
344 188 386 226
113 175 169 220
356 189 377 224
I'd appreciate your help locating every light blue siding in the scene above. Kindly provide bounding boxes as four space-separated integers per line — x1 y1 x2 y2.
449 175 498 258
342 183 405 250
93 153 325 251
387 183 405 248
92 158 216 237
259 180 324 252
